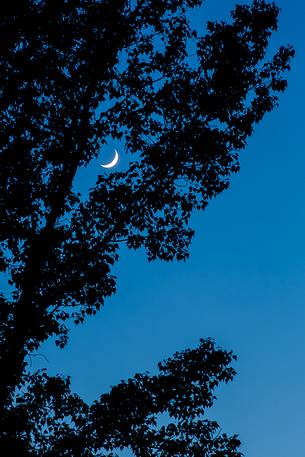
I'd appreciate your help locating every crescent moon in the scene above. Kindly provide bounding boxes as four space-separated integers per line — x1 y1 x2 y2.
100 149 119 169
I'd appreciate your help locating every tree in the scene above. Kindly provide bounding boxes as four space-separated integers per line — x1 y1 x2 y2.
0 0 294 455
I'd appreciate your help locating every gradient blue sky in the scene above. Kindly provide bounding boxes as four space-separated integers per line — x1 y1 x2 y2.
32 1 305 456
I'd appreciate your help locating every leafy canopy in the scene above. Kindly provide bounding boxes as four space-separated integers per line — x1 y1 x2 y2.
0 0 293 455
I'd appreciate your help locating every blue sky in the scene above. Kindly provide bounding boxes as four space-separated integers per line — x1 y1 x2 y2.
33 1 305 456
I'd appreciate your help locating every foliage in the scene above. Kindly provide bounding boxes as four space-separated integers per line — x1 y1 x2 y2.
0 0 294 454
5 339 240 456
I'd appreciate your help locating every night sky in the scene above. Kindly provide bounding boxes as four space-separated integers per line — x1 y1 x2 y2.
32 1 305 456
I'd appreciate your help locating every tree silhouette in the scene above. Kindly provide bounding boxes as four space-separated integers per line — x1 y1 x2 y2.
0 0 294 455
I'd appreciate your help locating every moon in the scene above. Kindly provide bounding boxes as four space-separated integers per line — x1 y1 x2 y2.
100 149 119 169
